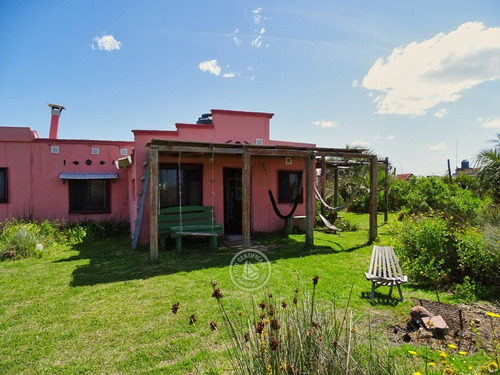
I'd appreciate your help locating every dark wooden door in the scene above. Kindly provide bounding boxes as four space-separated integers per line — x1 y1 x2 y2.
223 168 242 234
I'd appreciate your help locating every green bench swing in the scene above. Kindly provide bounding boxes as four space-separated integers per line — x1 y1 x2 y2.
158 205 223 254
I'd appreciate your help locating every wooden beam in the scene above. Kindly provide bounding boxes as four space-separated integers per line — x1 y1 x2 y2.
369 156 378 242
149 148 159 262
248 148 310 158
242 150 251 249
320 156 326 218
305 152 315 249
153 145 244 155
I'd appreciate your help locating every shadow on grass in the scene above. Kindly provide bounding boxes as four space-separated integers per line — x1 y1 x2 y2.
60 231 371 287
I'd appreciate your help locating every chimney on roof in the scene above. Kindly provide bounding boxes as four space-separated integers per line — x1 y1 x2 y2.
47 103 65 139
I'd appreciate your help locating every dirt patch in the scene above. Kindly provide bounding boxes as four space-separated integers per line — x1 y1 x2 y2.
388 298 500 352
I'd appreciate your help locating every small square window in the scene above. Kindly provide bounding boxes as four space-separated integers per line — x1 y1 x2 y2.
91 148 100 155
51 146 60 154
285 157 293 165
256 138 263 145
120 148 128 156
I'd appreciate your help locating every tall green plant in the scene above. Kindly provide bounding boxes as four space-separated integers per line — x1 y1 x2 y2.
475 133 500 203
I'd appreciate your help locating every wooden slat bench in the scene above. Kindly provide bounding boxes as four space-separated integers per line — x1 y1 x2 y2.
365 245 408 301
158 206 223 254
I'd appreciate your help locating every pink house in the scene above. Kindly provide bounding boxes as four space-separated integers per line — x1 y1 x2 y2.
1 106 378 258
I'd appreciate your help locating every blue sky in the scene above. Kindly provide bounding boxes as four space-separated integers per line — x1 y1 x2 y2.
2 1 500 175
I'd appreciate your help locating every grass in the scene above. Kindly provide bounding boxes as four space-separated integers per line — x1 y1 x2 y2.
0 213 475 374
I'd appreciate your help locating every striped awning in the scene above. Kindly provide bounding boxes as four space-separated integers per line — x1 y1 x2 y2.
58 173 118 180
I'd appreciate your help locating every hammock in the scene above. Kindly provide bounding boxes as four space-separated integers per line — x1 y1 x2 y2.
318 213 342 232
314 166 368 212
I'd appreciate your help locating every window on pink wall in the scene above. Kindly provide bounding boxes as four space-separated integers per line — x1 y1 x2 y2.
69 180 110 214
0 168 7 203
159 164 202 208
278 171 303 204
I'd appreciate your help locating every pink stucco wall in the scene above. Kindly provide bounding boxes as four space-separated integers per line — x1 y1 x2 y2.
131 109 315 243
0 126 133 223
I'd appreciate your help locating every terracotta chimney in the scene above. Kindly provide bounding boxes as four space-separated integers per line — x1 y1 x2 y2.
47 103 65 139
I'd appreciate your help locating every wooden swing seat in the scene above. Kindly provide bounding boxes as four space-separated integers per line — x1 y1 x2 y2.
158 205 223 254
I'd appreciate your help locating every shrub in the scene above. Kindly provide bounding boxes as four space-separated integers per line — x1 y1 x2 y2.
0 221 46 260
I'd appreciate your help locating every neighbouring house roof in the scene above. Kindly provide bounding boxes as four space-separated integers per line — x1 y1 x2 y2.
0 126 39 141
396 173 414 180
58 173 119 179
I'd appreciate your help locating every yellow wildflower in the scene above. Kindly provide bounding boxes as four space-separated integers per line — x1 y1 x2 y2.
443 365 454 374
280 362 286 371
413 372 422 375
408 350 417 356
260 341 267 353
440 353 448 359
486 312 500 318
448 344 457 349
489 362 499 370
428 362 436 366
266 364 272 375
458 351 467 355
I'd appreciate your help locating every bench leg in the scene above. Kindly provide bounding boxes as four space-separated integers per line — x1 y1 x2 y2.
370 282 376 300
210 236 217 250
397 284 404 302
176 237 183 254
389 285 393 298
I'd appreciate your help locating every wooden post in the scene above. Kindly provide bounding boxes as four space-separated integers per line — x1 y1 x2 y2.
149 147 159 262
321 156 326 218
369 156 378 242
333 166 339 221
384 157 389 223
242 150 251 249
305 152 315 249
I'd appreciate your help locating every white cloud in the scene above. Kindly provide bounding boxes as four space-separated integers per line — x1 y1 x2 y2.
477 117 483 122
352 79 358 88
433 108 449 118
362 22 500 116
223 72 236 78
252 8 262 24
252 27 266 48
352 140 370 147
387 135 395 140
199 59 221 76
92 34 121 51
312 120 339 128
233 28 241 46
252 36 263 48
481 118 500 128
427 142 448 151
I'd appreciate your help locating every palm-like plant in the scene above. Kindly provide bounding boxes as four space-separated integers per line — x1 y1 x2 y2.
475 133 500 202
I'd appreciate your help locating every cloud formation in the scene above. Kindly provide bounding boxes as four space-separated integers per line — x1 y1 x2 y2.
312 120 339 128
199 59 221 76
92 34 121 51
352 140 370 147
223 72 236 78
433 108 449 118
363 22 500 116
387 135 395 140
480 117 500 128
427 142 448 151
252 28 266 48
252 8 263 24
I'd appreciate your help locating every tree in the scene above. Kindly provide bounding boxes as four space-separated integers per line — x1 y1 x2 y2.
475 133 500 203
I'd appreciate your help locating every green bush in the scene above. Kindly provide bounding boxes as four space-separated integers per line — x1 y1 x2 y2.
392 215 450 287
0 219 130 260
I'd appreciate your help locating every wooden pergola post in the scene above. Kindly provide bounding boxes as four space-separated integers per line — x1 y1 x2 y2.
369 155 378 242
333 166 339 221
242 150 251 249
320 156 326 218
384 157 389 223
305 152 315 249
149 147 159 262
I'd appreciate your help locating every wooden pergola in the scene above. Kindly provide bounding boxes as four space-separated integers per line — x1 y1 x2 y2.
147 140 379 261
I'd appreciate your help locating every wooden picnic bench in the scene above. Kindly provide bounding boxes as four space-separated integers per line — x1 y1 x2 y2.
158 205 223 254
365 245 408 301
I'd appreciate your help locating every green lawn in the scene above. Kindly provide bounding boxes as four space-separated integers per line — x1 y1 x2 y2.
0 213 456 374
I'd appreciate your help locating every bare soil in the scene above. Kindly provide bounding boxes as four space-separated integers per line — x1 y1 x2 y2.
388 298 500 352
